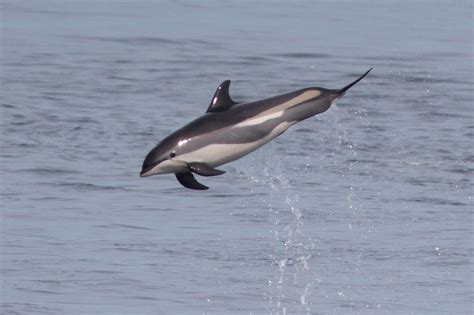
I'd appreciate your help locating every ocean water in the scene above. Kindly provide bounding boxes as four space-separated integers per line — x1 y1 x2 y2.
1 0 472 314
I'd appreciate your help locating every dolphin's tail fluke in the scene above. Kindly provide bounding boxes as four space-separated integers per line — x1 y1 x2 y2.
337 68 372 95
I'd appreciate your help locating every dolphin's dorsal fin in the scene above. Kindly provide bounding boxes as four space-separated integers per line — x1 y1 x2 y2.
206 80 237 113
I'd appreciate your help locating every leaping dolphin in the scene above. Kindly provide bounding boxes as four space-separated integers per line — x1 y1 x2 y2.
140 68 372 190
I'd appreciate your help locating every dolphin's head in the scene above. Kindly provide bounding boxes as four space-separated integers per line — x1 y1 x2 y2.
140 138 188 177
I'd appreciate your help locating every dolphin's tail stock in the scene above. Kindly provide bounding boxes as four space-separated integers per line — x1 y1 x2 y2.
337 68 372 95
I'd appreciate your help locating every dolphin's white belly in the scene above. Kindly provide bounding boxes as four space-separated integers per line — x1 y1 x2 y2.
177 121 293 167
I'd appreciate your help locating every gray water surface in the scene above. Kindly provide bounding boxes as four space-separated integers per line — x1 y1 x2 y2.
1 0 473 314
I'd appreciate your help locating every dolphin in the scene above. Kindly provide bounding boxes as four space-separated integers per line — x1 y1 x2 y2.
140 68 372 190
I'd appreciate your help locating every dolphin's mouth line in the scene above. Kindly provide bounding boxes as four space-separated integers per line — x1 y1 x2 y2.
140 158 190 176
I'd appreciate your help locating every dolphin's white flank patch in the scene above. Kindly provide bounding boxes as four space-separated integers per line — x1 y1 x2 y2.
233 110 284 128
237 90 321 127
176 121 293 167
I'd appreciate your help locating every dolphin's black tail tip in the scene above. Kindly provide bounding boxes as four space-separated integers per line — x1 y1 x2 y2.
337 68 372 94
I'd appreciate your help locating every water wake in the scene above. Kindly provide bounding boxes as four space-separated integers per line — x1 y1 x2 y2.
256 153 315 315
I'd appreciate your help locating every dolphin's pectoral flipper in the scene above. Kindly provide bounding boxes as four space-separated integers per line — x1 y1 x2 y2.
206 80 237 113
188 162 226 176
175 172 209 190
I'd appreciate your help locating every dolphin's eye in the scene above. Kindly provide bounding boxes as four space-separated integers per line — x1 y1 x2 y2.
170 151 176 158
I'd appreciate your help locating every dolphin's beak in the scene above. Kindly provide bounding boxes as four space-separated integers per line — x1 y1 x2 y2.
140 158 165 177
140 169 151 177
140 162 159 177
